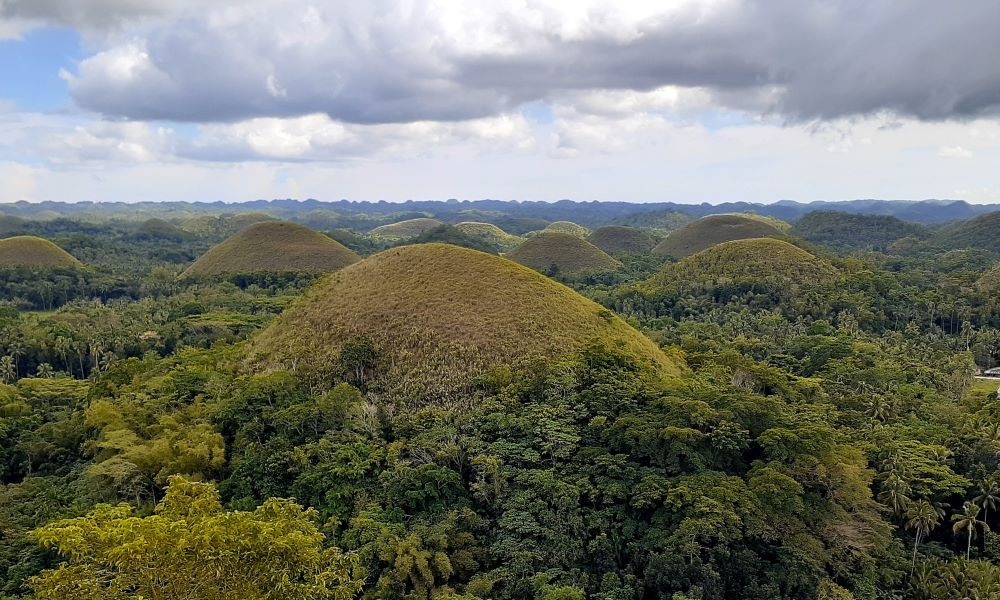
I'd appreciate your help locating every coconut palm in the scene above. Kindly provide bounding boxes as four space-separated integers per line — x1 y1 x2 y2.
951 501 987 560
905 500 939 571
973 475 1000 523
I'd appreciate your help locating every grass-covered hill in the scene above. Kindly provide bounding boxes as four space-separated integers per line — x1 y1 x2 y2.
977 263 1000 292
135 218 192 241
248 243 680 402
542 220 590 237
0 236 82 268
506 232 622 275
928 211 1000 254
454 221 523 250
652 214 786 258
369 217 445 240
791 211 927 253
180 213 277 238
587 225 658 255
182 221 360 278
646 238 839 290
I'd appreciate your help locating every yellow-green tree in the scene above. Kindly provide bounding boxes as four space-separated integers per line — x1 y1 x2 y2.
30 476 365 600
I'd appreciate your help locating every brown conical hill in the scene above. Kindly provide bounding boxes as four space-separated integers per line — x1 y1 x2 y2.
543 221 590 237
0 236 81 268
645 238 838 290
182 221 360 277
248 243 681 402
588 226 658 255
652 214 786 259
506 232 621 275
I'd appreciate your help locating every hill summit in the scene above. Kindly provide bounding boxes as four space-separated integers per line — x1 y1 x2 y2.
248 244 680 402
652 214 786 258
0 236 81 268
182 222 360 277
647 238 838 290
506 232 621 275
588 226 658 255
370 218 445 240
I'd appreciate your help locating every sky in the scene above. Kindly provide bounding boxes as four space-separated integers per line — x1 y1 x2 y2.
0 1 999 204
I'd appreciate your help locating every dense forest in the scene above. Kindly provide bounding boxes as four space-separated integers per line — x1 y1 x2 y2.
0 202 998 600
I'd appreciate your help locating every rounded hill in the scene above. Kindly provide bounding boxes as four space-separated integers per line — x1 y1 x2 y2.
370 218 445 240
506 232 621 275
652 214 786 258
791 211 927 253
647 238 838 290
454 222 522 250
543 221 590 237
588 226 658 255
182 222 360 278
977 264 1000 293
0 236 81 268
248 244 680 402
930 211 1000 254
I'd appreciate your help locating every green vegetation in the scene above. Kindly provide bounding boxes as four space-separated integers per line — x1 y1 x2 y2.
506 232 621 276
930 212 1000 254
652 214 786 258
542 221 590 237
369 218 446 240
978 263 1000 292
454 221 523 250
791 211 928 253
587 225 658 255
183 222 360 278
249 243 677 402
0 202 999 600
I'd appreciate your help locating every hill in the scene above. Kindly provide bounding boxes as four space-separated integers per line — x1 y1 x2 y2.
791 211 927 253
369 218 445 240
0 236 81 268
543 221 590 237
929 211 1000 254
506 232 621 275
976 264 1000 292
182 222 360 277
652 214 786 258
454 222 523 250
587 226 658 255
136 218 191 241
248 244 680 402
646 238 838 290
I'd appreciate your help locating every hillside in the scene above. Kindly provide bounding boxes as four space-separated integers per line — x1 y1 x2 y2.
543 221 590 237
454 221 523 250
136 218 191 241
646 238 839 290
182 221 360 277
929 211 1000 254
587 225 658 255
506 232 621 275
791 211 927 253
977 264 1000 292
248 244 679 401
652 214 786 258
369 218 445 240
0 236 82 268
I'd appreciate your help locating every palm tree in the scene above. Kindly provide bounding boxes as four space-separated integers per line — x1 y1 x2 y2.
905 500 939 571
879 471 912 516
973 475 1000 524
951 502 987 559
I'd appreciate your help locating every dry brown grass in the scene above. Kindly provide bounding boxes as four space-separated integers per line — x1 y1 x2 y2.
588 226 658 255
248 243 681 403
543 221 590 237
182 221 360 277
652 214 785 258
454 222 523 250
0 236 81 268
370 218 445 240
506 232 621 275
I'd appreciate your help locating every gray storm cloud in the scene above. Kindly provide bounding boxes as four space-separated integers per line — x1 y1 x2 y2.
29 0 1000 124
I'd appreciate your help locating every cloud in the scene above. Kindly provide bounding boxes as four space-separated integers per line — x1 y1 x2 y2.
938 145 974 159
57 1 1000 126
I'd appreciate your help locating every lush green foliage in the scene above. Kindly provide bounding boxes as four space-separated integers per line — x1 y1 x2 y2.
0 205 999 600
791 212 928 253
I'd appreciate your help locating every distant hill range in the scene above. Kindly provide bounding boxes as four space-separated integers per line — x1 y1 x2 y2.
0 198 995 226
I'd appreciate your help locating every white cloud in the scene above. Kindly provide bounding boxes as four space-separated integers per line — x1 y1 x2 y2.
0 162 37 201
938 145 974 159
